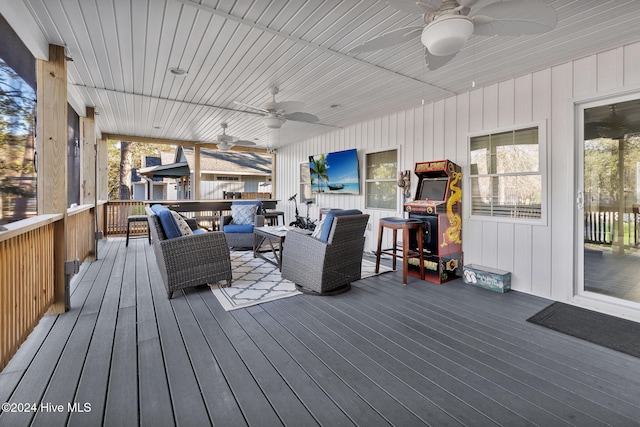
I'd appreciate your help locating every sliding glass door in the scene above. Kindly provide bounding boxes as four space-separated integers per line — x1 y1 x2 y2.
578 96 640 304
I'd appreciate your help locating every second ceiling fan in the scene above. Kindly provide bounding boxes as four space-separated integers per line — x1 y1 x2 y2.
212 123 256 151
234 86 319 129
350 0 557 70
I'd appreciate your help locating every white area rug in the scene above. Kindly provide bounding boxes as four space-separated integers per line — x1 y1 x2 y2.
211 251 393 311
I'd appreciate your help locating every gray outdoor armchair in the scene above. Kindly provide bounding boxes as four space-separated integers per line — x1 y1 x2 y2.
221 200 265 249
146 207 232 299
281 213 370 295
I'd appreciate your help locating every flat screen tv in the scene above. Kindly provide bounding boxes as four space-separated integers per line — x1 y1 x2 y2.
309 148 360 194
418 177 449 201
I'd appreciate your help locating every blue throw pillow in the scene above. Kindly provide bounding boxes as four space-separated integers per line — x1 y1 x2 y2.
318 209 362 242
152 205 182 239
231 204 257 225
231 200 262 216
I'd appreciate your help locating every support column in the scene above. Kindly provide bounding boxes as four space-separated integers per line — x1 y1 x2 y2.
81 107 96 256
81 107 96 204
194 145 201 200
270 150 276 198
37 44 68 314
96 138 108 235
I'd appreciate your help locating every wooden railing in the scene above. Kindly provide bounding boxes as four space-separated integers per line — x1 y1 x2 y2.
0 215 61 371
222 191 272 199
104 198 279 234
105 200 147 235
67 204 96 266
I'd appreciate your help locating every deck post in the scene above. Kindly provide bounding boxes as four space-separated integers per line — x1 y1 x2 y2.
37 44 69 313
82 107 96 256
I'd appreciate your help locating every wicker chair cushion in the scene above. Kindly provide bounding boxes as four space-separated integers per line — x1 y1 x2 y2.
223 224 254 233
318 209 362 242
231 204 258 225
151 204 182 239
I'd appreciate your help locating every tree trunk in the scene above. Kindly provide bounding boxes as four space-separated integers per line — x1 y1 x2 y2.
119 141 132 200
13 133 36 217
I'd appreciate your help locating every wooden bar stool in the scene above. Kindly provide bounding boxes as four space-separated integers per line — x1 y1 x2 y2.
264 210 285 226
375 217 425 284
126 215 151 247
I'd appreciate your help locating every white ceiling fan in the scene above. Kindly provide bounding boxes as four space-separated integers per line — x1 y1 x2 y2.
350 0 557 70
234 86 320 129
212 123 256 151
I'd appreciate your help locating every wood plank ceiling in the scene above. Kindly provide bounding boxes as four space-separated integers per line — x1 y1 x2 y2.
21 0 640 148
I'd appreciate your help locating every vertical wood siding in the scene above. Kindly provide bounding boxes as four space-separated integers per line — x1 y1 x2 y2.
277 41 640 300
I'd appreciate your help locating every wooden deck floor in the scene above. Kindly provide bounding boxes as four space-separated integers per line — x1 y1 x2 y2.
2 237 640 426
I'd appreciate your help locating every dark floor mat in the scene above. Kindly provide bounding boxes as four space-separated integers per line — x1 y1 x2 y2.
527 302 640 358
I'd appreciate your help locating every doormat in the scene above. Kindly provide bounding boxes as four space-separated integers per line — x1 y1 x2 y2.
527 302 640 358
211 252 393 311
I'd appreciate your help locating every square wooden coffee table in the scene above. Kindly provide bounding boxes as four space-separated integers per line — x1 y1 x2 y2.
253 226 311 270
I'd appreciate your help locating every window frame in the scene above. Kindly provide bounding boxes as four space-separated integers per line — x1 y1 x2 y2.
365 148 399 211
299 162 315 204
467 121 548 225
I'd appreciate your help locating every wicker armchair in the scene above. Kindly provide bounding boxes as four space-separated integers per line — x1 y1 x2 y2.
146 207 232 299
221 200 265 249
281 213 370 295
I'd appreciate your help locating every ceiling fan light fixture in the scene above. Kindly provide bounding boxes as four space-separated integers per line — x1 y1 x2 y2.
262 116 285 129
169 67 187 76
421 15 473 56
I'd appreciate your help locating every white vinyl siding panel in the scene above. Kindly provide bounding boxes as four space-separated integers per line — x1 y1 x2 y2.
276 41 640 304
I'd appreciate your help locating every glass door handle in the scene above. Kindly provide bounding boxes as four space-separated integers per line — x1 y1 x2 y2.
576 189 584 210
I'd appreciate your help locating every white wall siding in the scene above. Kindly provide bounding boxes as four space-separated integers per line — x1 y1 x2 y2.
277 41 640 301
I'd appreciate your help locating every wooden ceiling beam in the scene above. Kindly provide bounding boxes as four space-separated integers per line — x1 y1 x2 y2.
101 133 268 153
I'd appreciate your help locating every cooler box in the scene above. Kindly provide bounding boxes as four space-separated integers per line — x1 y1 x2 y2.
463 264 511 293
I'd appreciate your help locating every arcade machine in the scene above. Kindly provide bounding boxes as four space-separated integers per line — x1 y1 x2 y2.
403 159 463 284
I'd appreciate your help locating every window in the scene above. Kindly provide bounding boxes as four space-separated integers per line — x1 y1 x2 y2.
0 16 37 225
67 104 80 206
299 163 314 203
469 125 545 220
366 149 397 210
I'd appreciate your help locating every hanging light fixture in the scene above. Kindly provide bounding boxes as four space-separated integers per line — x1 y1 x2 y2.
262 114 285 129
421 15 473 56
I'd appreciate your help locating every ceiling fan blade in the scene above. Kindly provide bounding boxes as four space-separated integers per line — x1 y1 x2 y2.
457 0 480 7
349 26 423 53
234 100 269 114
268 100 306 113
233 139 257 147
385 0 442 14
424 49 457 70
283 112 320 123
472 0 557 37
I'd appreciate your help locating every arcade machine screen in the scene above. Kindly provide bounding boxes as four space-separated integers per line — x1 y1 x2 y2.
418 177 449 201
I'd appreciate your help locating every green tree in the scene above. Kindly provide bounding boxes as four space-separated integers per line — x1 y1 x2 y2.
107 140 173 199
0 59 36 223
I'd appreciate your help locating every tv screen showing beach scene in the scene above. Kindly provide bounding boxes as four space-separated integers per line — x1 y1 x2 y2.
309 148 360 194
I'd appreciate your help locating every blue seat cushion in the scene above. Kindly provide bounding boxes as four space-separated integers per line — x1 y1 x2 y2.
318 209 362 242
223 224 254 233
192 229 206 235
151 205 182 239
